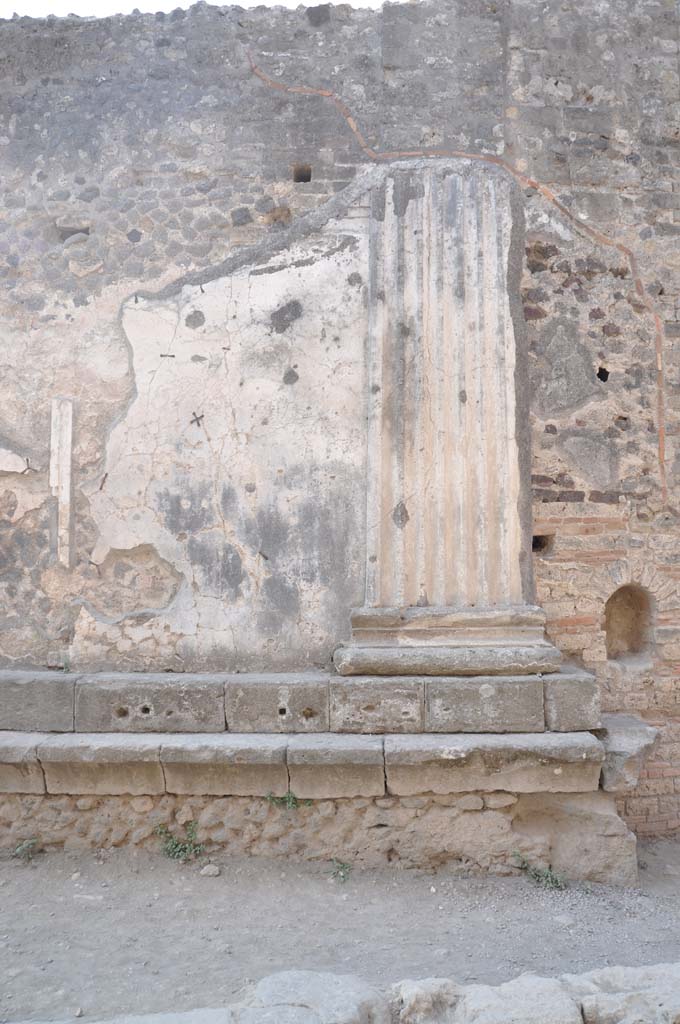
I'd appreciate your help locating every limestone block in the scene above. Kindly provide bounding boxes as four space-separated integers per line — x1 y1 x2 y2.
329 678 424 733
454 975 582 1024
0 732 46 794
37 734 164 795
224 673 329 732
75 674 225 733
247 971 389 1024
595 713 658 792
287 735 385 798
384 733 604 795
160 734 288 796
512 791 638 886
425 676 544 733
543 670 601 732
334 644 562 677
0 670 75 731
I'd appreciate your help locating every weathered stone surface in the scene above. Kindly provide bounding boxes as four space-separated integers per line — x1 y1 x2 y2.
595 713 659 793
0 670 75 731
334 645 562 678
36 734 164 795
454 975 582 1024
160 735 288 797
543 670 601 732
287 735 385 798
247 971 389 1024
330 678 424 733
389 978 461 1024
224 674 329 733
0 732 46 794
425 676 544 733
384 733 604 795
75 674 225 733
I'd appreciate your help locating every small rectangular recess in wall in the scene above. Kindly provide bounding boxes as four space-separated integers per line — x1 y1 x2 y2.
293 163 312 183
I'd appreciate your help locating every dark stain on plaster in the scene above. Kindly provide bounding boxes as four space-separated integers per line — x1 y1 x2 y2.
392 501 410 529
157 483 215 535
283 367 299 385
271 300 303 334
185 310 205 329
187 534 243 600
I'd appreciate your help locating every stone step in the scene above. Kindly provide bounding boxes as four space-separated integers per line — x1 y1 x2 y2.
0 729 606 798
0 668 601 735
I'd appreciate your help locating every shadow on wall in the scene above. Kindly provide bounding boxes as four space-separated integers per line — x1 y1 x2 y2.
604 584 654 665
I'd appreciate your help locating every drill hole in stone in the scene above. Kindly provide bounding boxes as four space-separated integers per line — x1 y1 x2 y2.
115 707 129 719
293 163 312 183
597 366 610 382
532 534 555 555
605 584 653 662
278 706 287 717
140 705 151 715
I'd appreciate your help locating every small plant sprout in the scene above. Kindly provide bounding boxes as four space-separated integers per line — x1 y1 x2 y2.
265 791 311 810
513 852 568 891
331 858 352 883
12 838 40 863
154 821 204 862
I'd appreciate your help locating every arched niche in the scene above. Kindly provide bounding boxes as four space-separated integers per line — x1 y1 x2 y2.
604 584 653 662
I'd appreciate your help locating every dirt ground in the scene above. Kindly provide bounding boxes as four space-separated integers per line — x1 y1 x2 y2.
1 838 680 1023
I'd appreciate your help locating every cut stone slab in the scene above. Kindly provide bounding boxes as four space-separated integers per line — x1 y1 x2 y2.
37 734 164 795
543 669 601 732
425 676 544 733
333 644 562 677
330 678 424 733
288 735 385 798
248 970 389 1023
160 734 288 797
595 713 658 792
75 674 226 733
224 673 330 733
454 974 582 1024
384 733 604 795
0 731 47 793
0 670 76 731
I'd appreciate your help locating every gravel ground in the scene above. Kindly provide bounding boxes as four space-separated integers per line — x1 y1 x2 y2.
1 838 679 1022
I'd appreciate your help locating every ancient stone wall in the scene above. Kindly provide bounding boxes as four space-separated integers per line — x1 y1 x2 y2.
1 0 679 832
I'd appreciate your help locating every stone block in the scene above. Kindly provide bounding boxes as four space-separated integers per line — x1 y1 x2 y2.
333 643 562 677
596 714 659 793
224 673 329 732
160 735 288 796
425 676 544 733
287 735 385 798
0 670 75 731
384 733 604 795
543 670 601 732
75 674 225 732
329 677 424 733
0 732 46 794
37 734 164 795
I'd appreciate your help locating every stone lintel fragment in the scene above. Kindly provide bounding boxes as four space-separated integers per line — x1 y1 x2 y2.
224 673 330 732
75 673 226 733
333 644 562 677
595 713 659 793
0 670 76 731
384 733 604 795
425 676 544 733
0 731 47 793
543 669 601 732
287 734 385 798
329 677 424 733
160 734 288 796
37 734 164 795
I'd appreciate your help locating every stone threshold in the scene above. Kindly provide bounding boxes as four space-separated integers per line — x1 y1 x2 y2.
0 727 626 799
0 667 600 734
